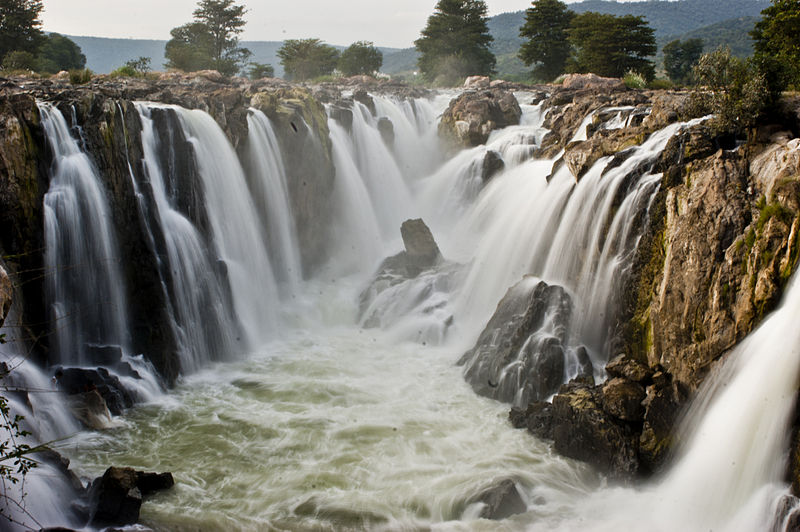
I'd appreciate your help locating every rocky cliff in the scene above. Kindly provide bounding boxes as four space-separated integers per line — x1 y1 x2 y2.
457 80 800 480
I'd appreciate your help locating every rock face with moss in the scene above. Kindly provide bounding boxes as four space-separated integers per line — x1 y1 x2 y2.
489 86 800 479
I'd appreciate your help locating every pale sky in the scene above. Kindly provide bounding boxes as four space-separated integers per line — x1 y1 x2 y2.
40 0 596 49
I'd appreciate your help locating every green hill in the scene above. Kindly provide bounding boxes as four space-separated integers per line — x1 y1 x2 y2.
69 0 768 80
658 16 759 58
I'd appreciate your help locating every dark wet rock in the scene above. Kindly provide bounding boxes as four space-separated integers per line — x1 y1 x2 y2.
353 89 376 115
135 471 175 496
510 401 554 440
550 380 640 478
439 89 522 147
575 346 594 378
69 389 115 429
467 478 527 520
359 219 457 332
479 150 505 182
328 104 353 132
638 373 689 473
605 354 652 383
601 377 646 421
401 218 441 272
459 277 571 406
88 467 174 527
85 345 123 366
88 467 142 526
377 116 394 145
55 367 134 415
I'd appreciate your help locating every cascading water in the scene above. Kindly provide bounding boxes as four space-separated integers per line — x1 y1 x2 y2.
40 102 129 366
0 303 83 530
172 106 281 347
134 104 240 372
245 109 303 295
28 91 800 532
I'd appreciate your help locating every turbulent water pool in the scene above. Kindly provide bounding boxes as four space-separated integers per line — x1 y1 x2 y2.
66 325 600 531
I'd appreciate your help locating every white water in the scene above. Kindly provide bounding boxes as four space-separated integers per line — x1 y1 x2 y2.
135 104 239 372
245 109 303 295
40 102 130 366
0 303 82 530
174 107 281 347
26 93 800 531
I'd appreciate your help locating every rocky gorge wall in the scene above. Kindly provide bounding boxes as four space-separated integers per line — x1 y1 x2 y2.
477 81 800 482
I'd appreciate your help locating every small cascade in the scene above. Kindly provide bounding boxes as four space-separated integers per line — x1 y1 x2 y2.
135 104 239 372
0 306 82 530
451 121 687 363
40 102 129 366
245 109 303 295
173 107 281 347
325 94 448 274
346 102 415 238
647 271 800 530
327 119 386 273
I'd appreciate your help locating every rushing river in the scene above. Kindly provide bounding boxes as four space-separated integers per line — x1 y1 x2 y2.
7 89 799 531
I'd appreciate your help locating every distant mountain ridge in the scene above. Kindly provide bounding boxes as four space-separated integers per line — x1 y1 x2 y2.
70 0 768 76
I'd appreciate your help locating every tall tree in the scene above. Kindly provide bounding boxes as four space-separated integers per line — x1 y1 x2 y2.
164 0 251 76
751 0 800 91
277 39 339 81
338 41 383 77
0 0 43 61
414 0 495 85
568 12 656 80
36 33 86 73
663 38 703 85
519 0 574 82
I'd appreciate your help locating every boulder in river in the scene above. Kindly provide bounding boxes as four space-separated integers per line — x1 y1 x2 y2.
439 89 522 147
88 466 174 527
459 277 574 406
465 478 527 520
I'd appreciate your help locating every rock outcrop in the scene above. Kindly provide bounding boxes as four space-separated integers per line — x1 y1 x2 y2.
88 466 174 527
439 89 522 147
459 277 591 406
464 478 527 520
0 263 11 327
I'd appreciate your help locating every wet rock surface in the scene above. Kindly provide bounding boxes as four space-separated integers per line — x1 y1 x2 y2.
88 466 174 527
439 88 522 147
466 478 527 520
459 277 576 406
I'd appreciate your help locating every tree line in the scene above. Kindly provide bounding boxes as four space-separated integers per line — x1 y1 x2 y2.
1 0 799 95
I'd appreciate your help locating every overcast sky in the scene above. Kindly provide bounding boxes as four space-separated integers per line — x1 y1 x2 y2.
40 0 602 49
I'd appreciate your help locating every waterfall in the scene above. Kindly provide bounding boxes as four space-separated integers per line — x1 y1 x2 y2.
40 102 129 366
0 305 82 530
134 104 239 372
245 109 303 295
172 107 281 347
325 94 448 274
648 272 800 530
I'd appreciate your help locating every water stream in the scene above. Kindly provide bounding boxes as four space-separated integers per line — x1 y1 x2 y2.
15 92 800 530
